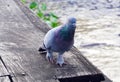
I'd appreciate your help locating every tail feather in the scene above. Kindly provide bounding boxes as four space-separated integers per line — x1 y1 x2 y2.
38 43 47 54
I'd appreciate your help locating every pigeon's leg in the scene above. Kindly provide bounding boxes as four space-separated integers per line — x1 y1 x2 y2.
46 50 54 63
57 52 65 67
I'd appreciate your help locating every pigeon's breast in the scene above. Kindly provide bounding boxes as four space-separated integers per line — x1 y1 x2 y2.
50 27 74 52
51 34 74 52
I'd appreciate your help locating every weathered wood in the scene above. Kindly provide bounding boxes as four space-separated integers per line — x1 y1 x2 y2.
0 0 58 82
0 0 105 82
0 57 12 82
0 76 11 82
102 75 112 82
0 57 9 77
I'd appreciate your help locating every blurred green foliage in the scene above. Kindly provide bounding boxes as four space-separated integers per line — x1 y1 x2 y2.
37 10 44 18
29 1 38 9
41 3 47 11
21 0 26 4
29 1 60 28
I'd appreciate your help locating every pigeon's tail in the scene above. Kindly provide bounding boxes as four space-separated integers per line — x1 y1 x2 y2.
38 43 47 54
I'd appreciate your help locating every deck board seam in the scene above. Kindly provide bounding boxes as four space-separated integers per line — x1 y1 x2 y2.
0 56 14 82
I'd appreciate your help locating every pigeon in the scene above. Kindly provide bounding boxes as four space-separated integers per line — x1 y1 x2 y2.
39 17 76 66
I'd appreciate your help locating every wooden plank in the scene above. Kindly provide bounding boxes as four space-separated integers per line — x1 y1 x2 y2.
0 76 11 82
0 57 9 77
0 0 105 82
45 80 59 82
13 0 50 33
0 0 31 24
13 0 105 81
102 75 112 82
0 0 58 82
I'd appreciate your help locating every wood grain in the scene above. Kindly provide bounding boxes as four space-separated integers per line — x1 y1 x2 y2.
0 57 9 77
0 77 11 82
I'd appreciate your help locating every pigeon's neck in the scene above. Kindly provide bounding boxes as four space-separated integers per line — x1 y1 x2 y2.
59 24 75 41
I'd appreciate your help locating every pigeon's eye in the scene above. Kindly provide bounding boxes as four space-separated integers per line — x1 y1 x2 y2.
72 21 76 24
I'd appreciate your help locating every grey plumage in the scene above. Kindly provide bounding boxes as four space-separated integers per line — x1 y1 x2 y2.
39 17 76 66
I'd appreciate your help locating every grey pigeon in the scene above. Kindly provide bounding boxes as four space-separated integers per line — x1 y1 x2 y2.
39 17 76 66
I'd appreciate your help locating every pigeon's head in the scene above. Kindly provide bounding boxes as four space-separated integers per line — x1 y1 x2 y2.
67 17 76 28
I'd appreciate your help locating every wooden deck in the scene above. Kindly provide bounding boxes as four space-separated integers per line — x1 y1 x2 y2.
0 0 105 82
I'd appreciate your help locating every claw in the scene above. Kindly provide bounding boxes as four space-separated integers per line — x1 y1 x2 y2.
46 55 54 64
57 62 67 67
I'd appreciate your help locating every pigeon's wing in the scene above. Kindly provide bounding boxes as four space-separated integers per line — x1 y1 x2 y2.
43 26 61 49
44 29 54 49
